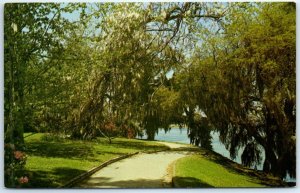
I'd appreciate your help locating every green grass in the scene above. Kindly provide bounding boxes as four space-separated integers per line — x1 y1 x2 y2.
174 153 284 188
24 133 169 188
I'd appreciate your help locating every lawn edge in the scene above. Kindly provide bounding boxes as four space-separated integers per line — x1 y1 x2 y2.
60 148 170 188
170 153 289 188
171 156 186 188
59 152 139 188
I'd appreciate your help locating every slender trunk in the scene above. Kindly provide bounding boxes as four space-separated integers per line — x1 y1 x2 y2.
98 128 112 144
262 118 278 176
185 107 196 145
263 145 277 174
146 128 155 140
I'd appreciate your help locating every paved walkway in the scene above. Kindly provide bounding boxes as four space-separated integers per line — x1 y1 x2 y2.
157 141 192 149
76 142 193 188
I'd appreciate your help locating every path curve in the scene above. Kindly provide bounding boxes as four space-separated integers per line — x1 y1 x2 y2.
76 142 193 188
156 141 192 149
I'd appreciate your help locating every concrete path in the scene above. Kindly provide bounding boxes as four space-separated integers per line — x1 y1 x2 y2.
76 142 193 188
156 141 192 149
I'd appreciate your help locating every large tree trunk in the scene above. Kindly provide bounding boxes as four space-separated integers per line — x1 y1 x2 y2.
5 42 25 145
5 43 25 187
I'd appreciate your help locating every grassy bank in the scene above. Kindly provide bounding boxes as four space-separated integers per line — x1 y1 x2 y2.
24 133 168 188
173 151 284 188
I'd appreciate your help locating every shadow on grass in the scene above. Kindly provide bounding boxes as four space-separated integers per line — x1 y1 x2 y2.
23 137 172 188
107 140 168 151
173 176 214 188
196 149 285 187
169 146 201 152
26 142 94 159
25 167 86 188
25 137 168 161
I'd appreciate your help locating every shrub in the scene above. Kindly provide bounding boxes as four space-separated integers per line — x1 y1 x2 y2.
4 143 29 188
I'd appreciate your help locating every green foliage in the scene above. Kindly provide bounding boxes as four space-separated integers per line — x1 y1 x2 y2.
40 133 68 143
4 3 80 186
4 2 295 184
185 2 296 178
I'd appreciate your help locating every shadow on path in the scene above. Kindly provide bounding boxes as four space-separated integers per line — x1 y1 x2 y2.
76 177 164 188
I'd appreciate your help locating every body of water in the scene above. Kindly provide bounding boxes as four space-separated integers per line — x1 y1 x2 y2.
138 128 247 167
137 127 295 182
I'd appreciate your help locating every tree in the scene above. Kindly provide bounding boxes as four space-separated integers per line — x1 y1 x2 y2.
69 2 225 140
187 2 295 178
4 3 79 186
5 2 295 184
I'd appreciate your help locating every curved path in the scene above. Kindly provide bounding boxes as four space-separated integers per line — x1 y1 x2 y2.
76 142 193 188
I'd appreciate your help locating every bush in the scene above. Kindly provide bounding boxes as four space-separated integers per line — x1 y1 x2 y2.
40 133 67 142
4 143 29 188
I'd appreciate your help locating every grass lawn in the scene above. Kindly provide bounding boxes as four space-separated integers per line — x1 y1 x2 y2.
174 152 284 188
24 133 169 188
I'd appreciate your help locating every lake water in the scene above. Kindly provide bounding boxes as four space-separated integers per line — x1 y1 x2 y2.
138 128 247 167
137 127 295 182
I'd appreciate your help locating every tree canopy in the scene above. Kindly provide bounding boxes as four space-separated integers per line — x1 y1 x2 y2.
4 2 295 186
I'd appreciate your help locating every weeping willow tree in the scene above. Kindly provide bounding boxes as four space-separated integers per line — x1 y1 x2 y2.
68 2 226 140
184 2 296 178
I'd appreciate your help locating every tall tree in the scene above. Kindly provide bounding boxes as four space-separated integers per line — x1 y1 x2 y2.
4 3 78 186
186 2 296 178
